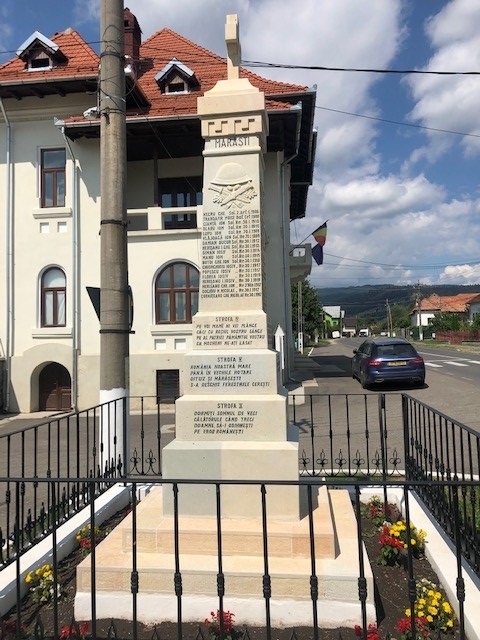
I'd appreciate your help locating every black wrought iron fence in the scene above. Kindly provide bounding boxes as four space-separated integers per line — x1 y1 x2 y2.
0 393 479 585
402 395 480 577
0 399 127 569
0 476 473 640
290 393 405 477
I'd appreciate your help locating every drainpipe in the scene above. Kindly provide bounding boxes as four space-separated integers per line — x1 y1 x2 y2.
0 98 12 412
57 122 79 410
280 155 295 382
280 104 302 382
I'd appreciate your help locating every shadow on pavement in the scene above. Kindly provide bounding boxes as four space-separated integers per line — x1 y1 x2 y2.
309 354 353 377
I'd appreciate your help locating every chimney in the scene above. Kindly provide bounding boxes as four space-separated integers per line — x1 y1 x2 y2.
124 7 141 65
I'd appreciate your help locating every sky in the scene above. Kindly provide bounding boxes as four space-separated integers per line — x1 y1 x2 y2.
1 0 480 290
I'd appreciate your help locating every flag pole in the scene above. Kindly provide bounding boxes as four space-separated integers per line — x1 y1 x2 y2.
289 220 328 255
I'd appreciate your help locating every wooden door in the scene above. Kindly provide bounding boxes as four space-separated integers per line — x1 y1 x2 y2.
39 363 71 411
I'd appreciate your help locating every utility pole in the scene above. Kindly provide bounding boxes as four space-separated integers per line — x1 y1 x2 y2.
415 283 423 341
99 0 129 473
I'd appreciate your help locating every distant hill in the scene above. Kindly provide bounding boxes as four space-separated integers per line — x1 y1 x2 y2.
317 284 480 319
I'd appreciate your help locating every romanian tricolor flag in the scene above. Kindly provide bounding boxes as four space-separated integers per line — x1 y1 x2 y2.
311 221 327 265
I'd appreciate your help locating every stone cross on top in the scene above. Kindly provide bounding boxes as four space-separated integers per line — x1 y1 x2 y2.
225 14 241 80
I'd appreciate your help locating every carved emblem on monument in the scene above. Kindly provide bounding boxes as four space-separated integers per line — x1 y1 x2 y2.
208 162 257 209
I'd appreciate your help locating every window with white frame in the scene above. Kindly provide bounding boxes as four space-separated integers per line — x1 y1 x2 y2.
155 262 199 324
41 267 66 327
41 149 66 207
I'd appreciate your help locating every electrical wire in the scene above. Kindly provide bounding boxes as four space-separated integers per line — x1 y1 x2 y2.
242 59 480 75
323 253 480 269
316 105 480 139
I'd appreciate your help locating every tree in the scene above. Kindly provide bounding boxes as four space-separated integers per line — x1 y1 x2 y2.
291 281 324 340
430 312 465 332
390 304 411 329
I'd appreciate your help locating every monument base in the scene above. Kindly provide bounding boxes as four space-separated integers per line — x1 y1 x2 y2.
161 438 302 519
75 487 375 629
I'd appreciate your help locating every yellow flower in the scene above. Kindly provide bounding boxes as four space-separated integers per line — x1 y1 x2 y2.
443 602 452 613
411 539 416 545
418 598 426 606
427 589 434 597
405 609 411 617
428 606 438 615
447 620 454 627
435 591 441 599
426 615 433 623
25 573 32 584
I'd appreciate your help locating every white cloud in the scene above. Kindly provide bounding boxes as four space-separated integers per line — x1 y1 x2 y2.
322 174 445 221
74 0 100 25
439 264 480 284
407 0 480 161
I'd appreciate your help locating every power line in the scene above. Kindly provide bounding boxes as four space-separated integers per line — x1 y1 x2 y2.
316 105 480 139
323 252 480 269
2 36 480 77
242 59 480 76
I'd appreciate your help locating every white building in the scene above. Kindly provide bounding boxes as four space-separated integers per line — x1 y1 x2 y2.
0 10 316 413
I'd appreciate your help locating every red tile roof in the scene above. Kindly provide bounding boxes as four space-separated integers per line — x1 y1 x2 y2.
0 28 99 80
420 293 480 312
0 23 309 119
131 28 308 118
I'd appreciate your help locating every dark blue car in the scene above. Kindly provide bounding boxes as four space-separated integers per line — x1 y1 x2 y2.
352 337 425 389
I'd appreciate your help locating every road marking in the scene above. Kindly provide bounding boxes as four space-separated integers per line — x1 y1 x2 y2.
425 362 442 368
444 361 469 367
466 360 480 365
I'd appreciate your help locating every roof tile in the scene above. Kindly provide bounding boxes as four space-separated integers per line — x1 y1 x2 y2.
0 22 309 120
0 28 98 79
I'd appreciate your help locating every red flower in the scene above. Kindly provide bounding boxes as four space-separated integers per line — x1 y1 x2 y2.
379 525 404 551
205 610 235 634
396 616 429 638
353 623 380 640
60 622 89 639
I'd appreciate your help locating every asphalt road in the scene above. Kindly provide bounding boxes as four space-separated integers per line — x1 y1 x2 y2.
309 338 480 432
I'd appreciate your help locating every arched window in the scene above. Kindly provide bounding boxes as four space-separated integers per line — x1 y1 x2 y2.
155 262 199 324
41 267 66 327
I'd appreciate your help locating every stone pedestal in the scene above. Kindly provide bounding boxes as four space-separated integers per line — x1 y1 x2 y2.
75 486 375 628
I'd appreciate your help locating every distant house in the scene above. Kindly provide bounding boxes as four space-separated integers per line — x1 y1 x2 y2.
342 317 357 337
323 305 344 337
410 293 480 328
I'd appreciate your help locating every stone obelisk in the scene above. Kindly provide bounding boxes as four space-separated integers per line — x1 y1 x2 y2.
162 14 300 520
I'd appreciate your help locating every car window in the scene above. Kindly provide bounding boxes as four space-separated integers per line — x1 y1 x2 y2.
376 343 417 357
392 344 416 357
377 346 395 357
363 343 372 356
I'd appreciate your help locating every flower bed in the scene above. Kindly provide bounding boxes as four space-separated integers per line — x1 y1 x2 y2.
0 498 464 640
